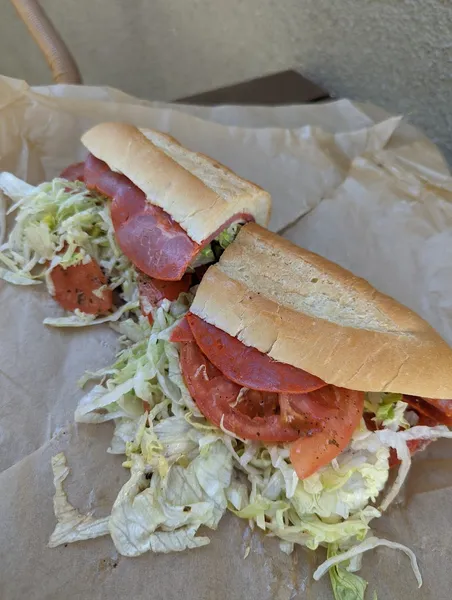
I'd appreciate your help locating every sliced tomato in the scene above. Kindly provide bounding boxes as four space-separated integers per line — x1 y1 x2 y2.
169 317 195 343
60 162 85 182
84 154 201 280
50 258 112 314
180 342 301 442
186 313 326 394
280 393 329 433
289 387 364 479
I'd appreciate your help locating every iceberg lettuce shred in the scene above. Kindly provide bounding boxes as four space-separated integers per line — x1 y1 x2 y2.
48 453 110 547
189 221 242 269
327 542 368 600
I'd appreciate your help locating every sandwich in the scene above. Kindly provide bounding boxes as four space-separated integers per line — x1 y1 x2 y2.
178 223 452 477
0 123 271 323
61 222 452 597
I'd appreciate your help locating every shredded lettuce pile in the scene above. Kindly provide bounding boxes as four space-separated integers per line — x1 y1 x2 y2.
0 173 138 321
48 300 452 599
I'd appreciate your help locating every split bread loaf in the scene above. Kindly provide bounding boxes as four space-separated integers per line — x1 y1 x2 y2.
191 222 452 398
82 123 271 243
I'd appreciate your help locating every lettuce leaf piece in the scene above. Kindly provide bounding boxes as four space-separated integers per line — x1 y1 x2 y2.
43 300 139 328
144 527 210 553
0 266 42 285
0 172 36 203
189 222 242 269
315 536 422 588
109 442 232 556
108 418 139 454
365 393 409 431
267 506 380 550
48 453 110 547
328 543 367 600
217 222 241 249
153 416 200 463
190 245 215 268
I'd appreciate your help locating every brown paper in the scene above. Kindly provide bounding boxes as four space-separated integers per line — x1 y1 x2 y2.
0 75 450 600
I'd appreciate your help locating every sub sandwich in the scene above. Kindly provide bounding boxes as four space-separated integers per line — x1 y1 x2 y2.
174 223 452 477
0 123 270 321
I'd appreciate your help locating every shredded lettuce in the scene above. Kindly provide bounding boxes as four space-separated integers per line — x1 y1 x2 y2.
189 221 243 269
48 453 110 547
327 542 368 600
190 245 215 268
43 300 139 328
315 536 422 588
66 308 392 560
365 393 409 431
74 306 197 425
377 425 452 511
108 445 232 556
0 172 138 320
0 267 41 285
217 222 241 249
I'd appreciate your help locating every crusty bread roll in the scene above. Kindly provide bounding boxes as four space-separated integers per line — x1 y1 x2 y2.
81 123 271 243
191 223 452 398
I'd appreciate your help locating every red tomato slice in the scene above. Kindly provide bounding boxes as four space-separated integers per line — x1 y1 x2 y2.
169 317 195 343
50 258 112 314
84 154 201 280
280 393 329 433
180 342 302 442
186 313 326 394
60 162 85 182
289 387 364 479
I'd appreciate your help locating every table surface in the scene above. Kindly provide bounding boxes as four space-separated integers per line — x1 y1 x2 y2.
176 69 329 105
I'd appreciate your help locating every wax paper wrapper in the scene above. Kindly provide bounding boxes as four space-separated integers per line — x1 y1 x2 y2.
0 75 451 600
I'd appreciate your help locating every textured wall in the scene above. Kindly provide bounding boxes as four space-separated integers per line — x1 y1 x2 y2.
1 0 451 160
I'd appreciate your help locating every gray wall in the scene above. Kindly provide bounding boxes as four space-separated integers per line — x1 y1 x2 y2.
2 1 451 160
